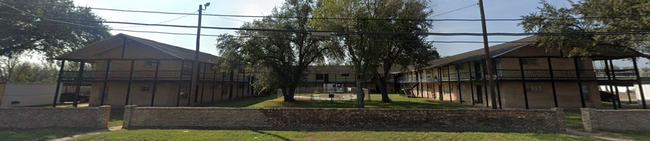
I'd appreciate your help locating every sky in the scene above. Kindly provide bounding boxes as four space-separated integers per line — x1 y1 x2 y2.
67 0 643 68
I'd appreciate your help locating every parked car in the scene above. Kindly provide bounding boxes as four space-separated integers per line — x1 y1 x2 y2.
59 92 90 104
600 91 618 102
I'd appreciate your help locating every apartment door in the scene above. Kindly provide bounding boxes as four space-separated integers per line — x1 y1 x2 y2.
324 74 329 83
476 85 483 103
438 85 443 100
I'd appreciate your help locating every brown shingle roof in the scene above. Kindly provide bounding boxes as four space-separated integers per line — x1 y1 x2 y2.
426 36 537 69
56 33 220 63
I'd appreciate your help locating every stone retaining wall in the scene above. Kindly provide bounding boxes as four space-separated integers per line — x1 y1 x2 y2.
124 106 565 132
581 108 650 132
0 106 110 129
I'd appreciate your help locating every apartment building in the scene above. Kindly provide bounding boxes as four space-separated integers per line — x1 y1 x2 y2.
400 36 644 109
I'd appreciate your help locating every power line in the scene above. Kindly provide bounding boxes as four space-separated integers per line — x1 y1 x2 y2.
3 11 650 37
1 1 641 22
0 18 645 44
432 3 478 17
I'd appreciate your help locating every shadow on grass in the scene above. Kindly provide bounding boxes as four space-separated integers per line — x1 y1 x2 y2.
201 94 478 109
252 130 292 141
201 96 277 107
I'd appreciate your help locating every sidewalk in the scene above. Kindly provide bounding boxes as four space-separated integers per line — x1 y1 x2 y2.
48 126 122 141
566 129 634 141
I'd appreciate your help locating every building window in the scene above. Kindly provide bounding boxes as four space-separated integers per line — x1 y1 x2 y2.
316 74 324 80
141 86 151 91
179 92 188 99
144 61 157 66
456 65 464 70
521 58 538 65
582 86 590 100
525 85 542 92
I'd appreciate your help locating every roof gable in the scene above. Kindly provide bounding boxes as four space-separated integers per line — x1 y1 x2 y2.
56 33 220 63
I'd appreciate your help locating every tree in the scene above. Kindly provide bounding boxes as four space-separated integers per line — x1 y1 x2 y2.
216 0 338 102
310 0 437 104
0 0 111 58
0 57 58 83
520 0 650 58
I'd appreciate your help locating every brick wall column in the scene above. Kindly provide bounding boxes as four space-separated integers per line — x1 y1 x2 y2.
123 105 136 129
580 108 597 132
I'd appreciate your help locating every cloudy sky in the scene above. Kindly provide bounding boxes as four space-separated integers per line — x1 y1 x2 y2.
69 0 641 68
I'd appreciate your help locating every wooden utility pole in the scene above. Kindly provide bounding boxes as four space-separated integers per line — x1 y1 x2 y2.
478 0 497 109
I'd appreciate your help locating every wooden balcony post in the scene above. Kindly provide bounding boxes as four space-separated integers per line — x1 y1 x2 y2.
420 70 424 97
547 57 558 107
573 57 586 108
482 59 489 107
456 64 463 103
626 86 632 104
73 61 85 107
609 59 622 108
125 60 135 106
468 62 475 105
100 60 111 105
632 58 647 109
518 58 530 109
150 60 160 106
229 71 234 100
176 60 185 107
236 71 240 99
52 60 66 107
438 67 443 101
221 72 225 101
415 70 420 98
200 63 207 104
211 67 216 102
447 65 452 102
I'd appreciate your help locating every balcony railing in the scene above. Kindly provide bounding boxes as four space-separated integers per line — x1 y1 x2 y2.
60 70 251 82
397 69 637 83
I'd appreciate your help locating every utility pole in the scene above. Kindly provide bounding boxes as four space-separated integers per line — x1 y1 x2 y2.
190 2 210 107
478 0 497 109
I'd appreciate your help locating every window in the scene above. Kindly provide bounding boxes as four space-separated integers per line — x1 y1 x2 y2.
144 61 157 66
341 74 349 77
316 74 324 80
141 86 151 91
525 85 542 92
456 65 464 70
581 86 590 100
443 87 451 94
521 58 538 65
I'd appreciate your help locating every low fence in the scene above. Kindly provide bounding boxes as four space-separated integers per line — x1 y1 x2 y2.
581 108 650 132
123 106 565 132
0 106 110 129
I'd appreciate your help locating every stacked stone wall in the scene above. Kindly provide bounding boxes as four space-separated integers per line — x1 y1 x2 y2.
581 108 650 132
124 106 565 132
0 106 110 129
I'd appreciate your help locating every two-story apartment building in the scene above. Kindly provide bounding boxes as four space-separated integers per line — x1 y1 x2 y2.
400 36 645 109
53 34 253 107
53 34 644 109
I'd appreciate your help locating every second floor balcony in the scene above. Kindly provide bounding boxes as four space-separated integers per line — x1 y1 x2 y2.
398 69 638 83
60 70 251 82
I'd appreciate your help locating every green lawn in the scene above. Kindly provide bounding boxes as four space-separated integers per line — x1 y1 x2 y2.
108 108 124 127
202 94 478 109
72 129 599 141
563 110 584 131
0 128 95 141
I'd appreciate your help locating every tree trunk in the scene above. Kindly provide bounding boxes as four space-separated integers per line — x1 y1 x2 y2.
356 76 365 108
283 86 296 102
374 72 392 103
